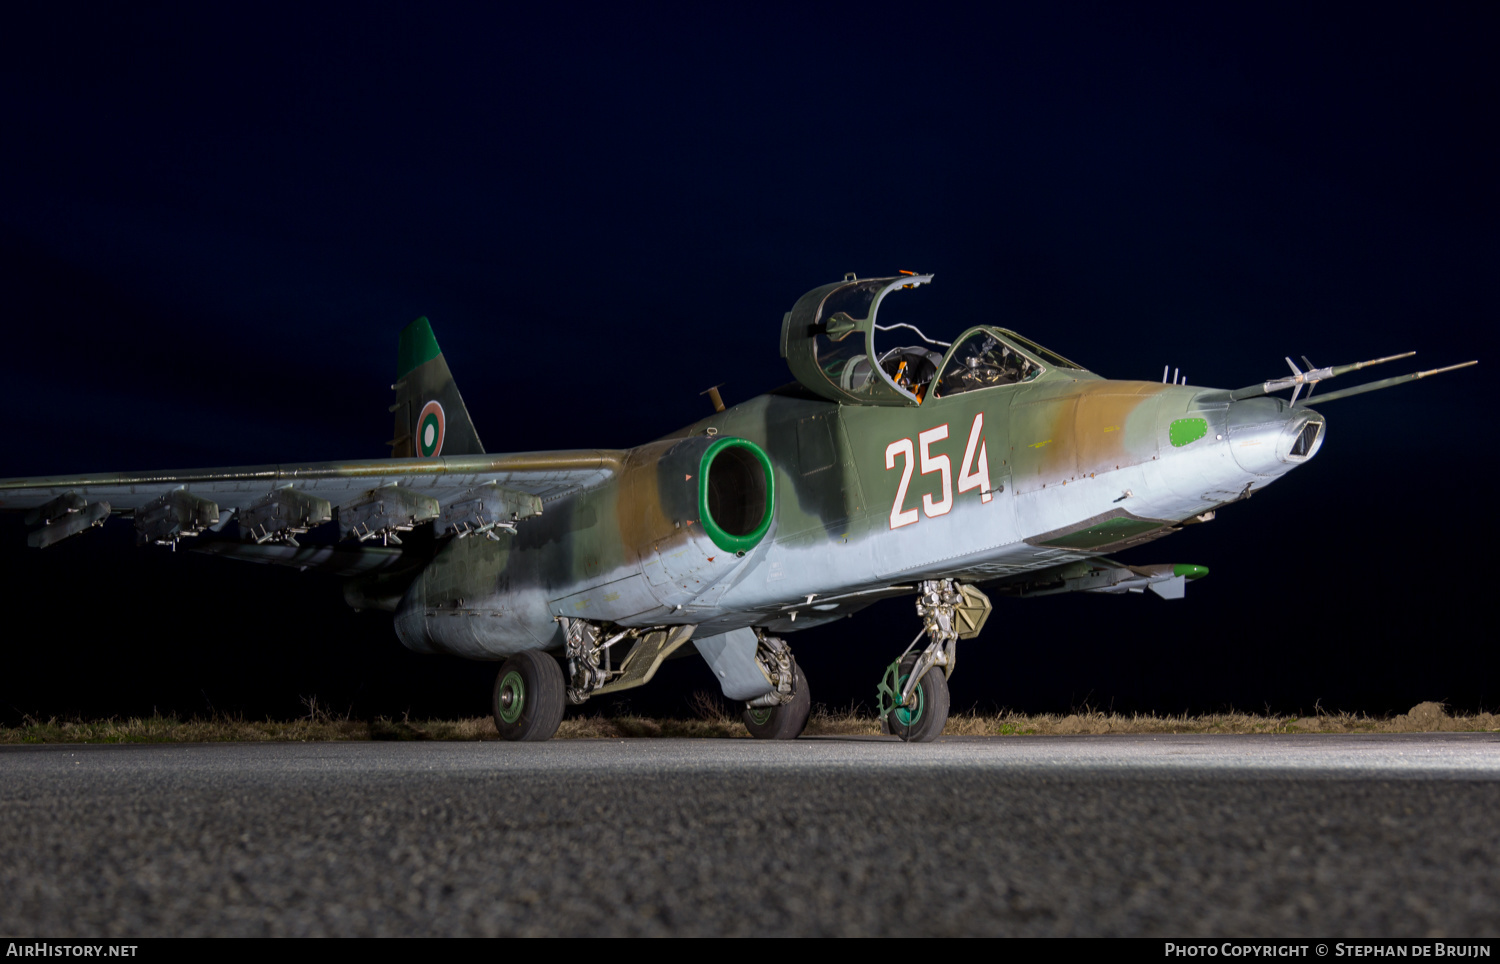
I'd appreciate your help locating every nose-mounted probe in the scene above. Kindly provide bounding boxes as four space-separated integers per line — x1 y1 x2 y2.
1229 352 1476 407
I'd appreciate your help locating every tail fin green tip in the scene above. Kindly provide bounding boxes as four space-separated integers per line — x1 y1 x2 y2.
397 316 443 378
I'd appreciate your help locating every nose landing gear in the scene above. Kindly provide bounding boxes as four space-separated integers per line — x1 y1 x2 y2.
876 579 991 742
881 652 950 742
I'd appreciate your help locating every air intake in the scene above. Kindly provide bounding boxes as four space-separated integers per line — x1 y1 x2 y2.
1290 421 1323 458
699 437 775 553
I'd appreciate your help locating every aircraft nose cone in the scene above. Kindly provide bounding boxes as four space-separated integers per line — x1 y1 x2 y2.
1226 398 1326 476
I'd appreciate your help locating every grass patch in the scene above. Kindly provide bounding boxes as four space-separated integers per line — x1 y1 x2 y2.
3 700 1494 744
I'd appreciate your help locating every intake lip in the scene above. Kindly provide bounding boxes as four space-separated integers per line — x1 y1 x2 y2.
699 437 775 553
1281 416 1326 462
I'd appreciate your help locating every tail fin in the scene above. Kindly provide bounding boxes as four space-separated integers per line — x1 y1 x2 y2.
388 317 485 458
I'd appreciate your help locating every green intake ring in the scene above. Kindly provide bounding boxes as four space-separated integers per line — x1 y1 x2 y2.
698 436 775 554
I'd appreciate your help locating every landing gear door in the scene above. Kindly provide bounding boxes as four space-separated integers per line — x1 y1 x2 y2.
780 274 934 407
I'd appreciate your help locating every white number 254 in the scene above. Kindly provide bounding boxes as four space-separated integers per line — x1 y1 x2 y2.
885 413 992 530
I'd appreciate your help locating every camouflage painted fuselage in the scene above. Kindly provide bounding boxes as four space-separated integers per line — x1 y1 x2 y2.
393 370 1321 659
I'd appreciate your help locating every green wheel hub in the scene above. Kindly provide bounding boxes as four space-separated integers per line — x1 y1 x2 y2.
747 706 773 726
893 673 924 726
496 670 526 724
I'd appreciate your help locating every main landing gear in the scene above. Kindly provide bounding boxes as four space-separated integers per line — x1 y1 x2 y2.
876 579 992 743
741 632 811 739
492 650 567 741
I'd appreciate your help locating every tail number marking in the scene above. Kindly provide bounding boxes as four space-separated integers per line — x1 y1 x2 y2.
919 425 952 517
885 438 918 529
956 412 993 504
886 414 991 529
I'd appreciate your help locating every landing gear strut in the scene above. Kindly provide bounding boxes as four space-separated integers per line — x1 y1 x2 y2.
876 579 991 742
741 633 811 739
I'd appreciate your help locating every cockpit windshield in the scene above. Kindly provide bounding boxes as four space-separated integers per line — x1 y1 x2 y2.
932 330 1041 398
998 330 1088 372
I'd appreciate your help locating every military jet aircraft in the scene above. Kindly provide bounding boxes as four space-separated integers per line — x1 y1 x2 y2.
0 273 1476 741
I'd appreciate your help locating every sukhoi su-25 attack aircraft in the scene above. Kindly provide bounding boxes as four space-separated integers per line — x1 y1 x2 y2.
0 274 1477 741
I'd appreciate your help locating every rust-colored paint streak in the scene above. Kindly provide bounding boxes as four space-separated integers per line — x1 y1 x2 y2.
614 440 678 562
1011 395 1076 492
1013 381 1171 494
1075 381 1170 474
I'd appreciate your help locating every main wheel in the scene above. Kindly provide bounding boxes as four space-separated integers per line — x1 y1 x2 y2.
742 662 811 740
885 653 950 743
492 650 566 741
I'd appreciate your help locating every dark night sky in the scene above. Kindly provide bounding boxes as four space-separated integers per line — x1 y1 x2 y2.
1 5 1495 724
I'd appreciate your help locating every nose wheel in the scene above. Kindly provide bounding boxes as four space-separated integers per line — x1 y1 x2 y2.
881 653 950 742
876 579 990 742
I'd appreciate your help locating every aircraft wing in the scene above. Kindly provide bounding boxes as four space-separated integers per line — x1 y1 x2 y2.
0 450 626 547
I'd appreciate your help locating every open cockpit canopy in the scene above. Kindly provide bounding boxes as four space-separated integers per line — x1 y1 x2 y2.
780 274 1090 406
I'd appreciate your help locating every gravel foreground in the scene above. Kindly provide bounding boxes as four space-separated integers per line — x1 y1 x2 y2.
1 736 1497 937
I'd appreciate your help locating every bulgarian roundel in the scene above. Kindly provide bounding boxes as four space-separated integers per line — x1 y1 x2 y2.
416 400 446 458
